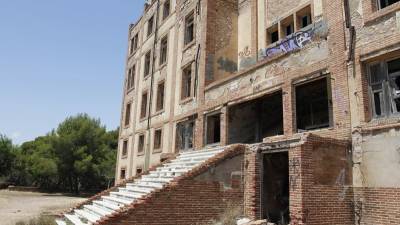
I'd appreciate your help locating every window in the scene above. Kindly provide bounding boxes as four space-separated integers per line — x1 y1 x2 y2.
122 140 128 157
136 167 143 175
367 57 400 118
181 64 193 100
124 103 131 126
295 77 332 132
160 36 168 65
296 5 312 29
127 65 136 90
205 113 221 145
141 92 148 119
281 15 294 37
176 119 195 151
378 0 399 9
147 15 154 37
144 51 152 77
130 33 139 54
163 0 171 20
156 81 165 111
267 24 279 45
138 134 145 154
120 168 126 179
154 129 162 150
184 12 195 45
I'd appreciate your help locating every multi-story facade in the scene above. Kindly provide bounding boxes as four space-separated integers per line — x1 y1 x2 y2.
116 0 400 224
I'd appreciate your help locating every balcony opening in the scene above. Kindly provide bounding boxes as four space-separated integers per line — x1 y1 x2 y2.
228 91 284 144
295 77 333 132
205 113 221 145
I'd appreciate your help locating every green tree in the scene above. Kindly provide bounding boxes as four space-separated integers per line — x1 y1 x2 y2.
0 134 15 177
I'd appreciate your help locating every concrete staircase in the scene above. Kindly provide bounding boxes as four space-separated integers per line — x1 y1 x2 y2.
55 146 225 225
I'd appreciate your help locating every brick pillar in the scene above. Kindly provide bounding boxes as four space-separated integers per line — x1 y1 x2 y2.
194 114 205 150
244 149 261 220
220 106 228 146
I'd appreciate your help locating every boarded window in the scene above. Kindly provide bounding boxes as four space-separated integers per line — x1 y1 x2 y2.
125 103 131 126
176 119 195 151
295 77 332 132
184 12 195 45
138 134 145 154
144 51 152 77
122 140 128 157
147 15 154 37
181 64 192 100
141 92 148 119
163 0 170 20
154 129 162 150
206 113 221 145
160 36 168 65
156 81 165 111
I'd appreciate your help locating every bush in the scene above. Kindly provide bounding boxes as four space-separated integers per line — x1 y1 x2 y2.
15 215 56 225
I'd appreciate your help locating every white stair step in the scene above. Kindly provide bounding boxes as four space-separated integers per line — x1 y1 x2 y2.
179 147 224 156
178 150 223 159
55 219 67 225
64 213 87 225
111 191 144 199
131 181 164 189
164 161 199 167
170 156 209 163
141 176 174 183
102 195 132 205
155 167 191 172
75 209 100 223
120 186 153 194
84 204 112 217
93 200 121 211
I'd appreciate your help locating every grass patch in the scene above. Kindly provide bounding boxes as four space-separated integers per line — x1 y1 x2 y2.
15 215 56 225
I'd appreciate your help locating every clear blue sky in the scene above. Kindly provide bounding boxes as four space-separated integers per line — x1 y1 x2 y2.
0 0 145 144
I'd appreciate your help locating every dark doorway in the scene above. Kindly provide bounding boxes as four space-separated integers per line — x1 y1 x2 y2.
262 152 290 225
228 91 284 144
205 113 221 145
176 119 195 152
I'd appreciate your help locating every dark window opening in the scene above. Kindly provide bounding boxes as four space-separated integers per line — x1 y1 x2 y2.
127 65 135 90
378 0 399 9
228 91 284 144
184 12 195 45
176 119 195 152
297 5 312 29
136 168 143 175
295 77 332 132
270 30 279 44
181 64 192 100
138 134 145 154
160 36 168 65
147 16 154 37
141 92 148 119
206 113 221 145
163 0 170 20
154 129 162 150
144 51 152 77
125 103 131 126
285 24 294 36
156 82 165 111
120 169 126 180
130 33 139 54
122 140 128 157
262 152 290 225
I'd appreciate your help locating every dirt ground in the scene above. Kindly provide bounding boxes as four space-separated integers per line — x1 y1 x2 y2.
0 190 87 225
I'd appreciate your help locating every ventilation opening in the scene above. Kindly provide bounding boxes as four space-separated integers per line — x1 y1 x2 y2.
295 77 332 132
205 113 221 145
228 91 284 144
262 152 290 225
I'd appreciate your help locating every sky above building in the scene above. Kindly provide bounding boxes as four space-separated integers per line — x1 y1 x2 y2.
0 0 145 144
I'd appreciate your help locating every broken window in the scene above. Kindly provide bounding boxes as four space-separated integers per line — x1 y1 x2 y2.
267 24 279 45
205 113 221 145
378 0 399 9
297 5 312 29
160 36 168 65
154 129 162 150
184 12 195 45
122 140 128 157
176 119 195 152
181 64 193 100
144 51 152 77
295 77 332 132
281 15 294 37
127 65 135 91
156 81 165 111
228 91 284 144
138 134 145 154
124 102 131 126
147 15 154 37
163 0 170 20
368 57 400 117
130 33 139 54
141 92 148 119
120 168 126 179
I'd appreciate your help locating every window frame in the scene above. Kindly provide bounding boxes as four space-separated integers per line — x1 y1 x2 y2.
204 112 222 146
184 11 195 46
153 128 163 152
121 139 129 158
180 63 194 101
124 102 132 127
138 134 145 155
162 0 171 21
159 35 168 66
127 64 136 91
144 50 152 78
147 15 154 37
140 91 149 119
156 80 166 112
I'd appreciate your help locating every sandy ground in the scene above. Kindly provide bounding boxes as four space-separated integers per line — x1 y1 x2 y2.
0 190 87 225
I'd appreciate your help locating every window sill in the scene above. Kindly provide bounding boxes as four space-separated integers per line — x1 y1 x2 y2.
139 116 149 123
128 50 138 59
158 62 167 71
179 97 194 105
123 125 131 129
121 155 128 159
153 109 165 117
183 40 196 52
361 116 400 132
153 148 162 154
143 75 151 81
126 87 135 94
364 2 400 25
137 152 145 157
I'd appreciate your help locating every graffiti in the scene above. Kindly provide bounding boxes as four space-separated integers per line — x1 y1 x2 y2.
289 158 301 190
217 57 237 74
260 20 328 60
239 46 251 57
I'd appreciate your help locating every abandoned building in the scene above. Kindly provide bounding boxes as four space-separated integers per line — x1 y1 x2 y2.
56 0 400 224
